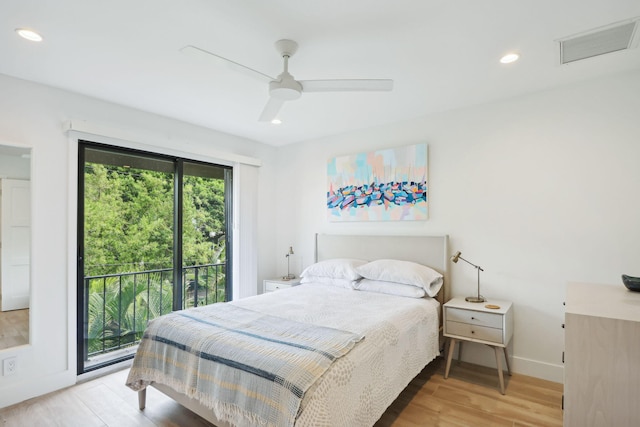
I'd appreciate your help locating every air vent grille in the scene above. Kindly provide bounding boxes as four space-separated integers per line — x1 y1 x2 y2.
560 20 638 64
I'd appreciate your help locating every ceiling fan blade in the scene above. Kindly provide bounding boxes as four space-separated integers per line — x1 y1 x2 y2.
300 79 393 92
258 97 285 122
180 45 275 83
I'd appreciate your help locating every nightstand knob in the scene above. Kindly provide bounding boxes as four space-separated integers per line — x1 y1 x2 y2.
471 316 476 320
471 330 475 334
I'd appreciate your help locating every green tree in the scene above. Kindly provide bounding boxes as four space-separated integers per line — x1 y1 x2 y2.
84 165 226 274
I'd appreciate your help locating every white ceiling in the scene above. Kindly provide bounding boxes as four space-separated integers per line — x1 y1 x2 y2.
2 1 640 147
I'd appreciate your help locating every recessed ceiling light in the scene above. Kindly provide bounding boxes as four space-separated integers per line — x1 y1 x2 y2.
271 119 282 125
16 28 43 42
500 53 519 64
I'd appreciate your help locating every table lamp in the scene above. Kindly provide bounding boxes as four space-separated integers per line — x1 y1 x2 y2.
283 246 295 280
451 251 485 303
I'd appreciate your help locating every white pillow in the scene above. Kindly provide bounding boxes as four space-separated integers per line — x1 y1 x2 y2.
300 275 357 289
300 258 367 281
354 279 426 298
356 259 443 297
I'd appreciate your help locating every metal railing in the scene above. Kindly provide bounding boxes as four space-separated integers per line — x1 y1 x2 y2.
84 262 226 359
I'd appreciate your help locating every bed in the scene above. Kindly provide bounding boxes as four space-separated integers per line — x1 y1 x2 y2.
126 234 450 427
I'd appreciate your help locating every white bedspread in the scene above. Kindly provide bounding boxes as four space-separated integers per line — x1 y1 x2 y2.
234 283 440 427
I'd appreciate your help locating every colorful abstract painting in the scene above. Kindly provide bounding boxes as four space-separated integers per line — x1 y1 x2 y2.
327 143 428 221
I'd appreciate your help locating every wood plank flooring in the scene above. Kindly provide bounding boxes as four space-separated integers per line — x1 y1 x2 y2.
376 358 563 426
0 308 29 350
0 357 563 426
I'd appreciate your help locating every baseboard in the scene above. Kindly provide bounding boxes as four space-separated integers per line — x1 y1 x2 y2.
511 355 563 383
0 370 76 409
452 342 564 383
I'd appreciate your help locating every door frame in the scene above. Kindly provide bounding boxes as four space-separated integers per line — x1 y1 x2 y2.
76 140 233 374
1 178 31 311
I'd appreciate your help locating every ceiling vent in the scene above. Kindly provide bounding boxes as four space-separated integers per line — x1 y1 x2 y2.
559 19 639 64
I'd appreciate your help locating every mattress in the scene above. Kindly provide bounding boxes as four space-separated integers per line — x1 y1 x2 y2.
128 281 440 427
235 283 441 426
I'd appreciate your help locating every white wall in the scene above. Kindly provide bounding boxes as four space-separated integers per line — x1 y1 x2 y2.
1 66 638 407
0 73 278 408
274 69 640 382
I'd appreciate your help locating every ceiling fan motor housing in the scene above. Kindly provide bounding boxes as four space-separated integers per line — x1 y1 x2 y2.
269 72 302 100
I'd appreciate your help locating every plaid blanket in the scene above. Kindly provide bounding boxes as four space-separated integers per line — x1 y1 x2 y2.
126 304 364 427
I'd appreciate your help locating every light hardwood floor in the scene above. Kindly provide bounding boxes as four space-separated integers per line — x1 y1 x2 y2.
375 358 563 426
0 308 29 350
0 357 563 426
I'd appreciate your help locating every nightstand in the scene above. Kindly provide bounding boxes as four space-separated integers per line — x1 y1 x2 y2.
263 278 301 293
443 297 514 394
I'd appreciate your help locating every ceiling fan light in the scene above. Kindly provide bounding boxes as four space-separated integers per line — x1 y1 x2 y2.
16 28 43 42
270 87 301 100
500 53 519 64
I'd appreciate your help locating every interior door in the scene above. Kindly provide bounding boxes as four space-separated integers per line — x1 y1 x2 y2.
1 179 31 311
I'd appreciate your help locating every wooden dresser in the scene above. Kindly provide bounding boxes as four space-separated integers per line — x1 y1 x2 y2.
564 282 640 426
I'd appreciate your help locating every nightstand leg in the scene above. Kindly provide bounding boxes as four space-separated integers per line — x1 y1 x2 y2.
494 346 506 394
444 338 456 379
138 388 146 410
503 347 512 376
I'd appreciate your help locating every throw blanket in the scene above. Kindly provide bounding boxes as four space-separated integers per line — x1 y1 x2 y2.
126 304 364 427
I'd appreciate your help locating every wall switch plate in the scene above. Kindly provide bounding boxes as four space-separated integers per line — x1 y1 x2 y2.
3 357 17 376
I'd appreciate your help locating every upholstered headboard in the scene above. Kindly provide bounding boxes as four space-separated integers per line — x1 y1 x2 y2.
315 234 450 305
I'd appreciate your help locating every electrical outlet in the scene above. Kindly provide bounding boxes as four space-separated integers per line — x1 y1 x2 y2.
3 357 17 376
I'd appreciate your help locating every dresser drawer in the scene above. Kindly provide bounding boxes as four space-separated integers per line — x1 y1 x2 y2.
446 307 503 329
446 320 504 344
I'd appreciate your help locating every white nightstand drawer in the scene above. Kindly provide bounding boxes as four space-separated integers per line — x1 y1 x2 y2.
264 281 292 292
446 320 503 344
263 278 301 293
446 307 503 329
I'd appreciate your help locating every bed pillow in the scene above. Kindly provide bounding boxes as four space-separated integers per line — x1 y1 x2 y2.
355 259 443 297
300 258 367 281
300 275 357 289
354 279 426 298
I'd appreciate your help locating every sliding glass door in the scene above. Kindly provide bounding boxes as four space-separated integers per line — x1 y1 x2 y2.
77 142 232 374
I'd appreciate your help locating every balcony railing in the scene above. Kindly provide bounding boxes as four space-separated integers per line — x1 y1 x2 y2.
83 262 226 360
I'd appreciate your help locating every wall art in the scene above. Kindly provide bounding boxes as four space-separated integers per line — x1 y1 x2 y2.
327 143 428 221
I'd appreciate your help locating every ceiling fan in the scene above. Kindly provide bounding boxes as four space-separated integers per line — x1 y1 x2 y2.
181 39 393 122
